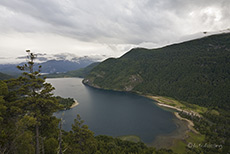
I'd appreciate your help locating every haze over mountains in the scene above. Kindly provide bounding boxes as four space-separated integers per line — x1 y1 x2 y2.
0 72 12 80
0 53 102 75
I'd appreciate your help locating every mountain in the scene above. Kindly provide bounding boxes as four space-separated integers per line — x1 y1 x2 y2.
0 72 13 80
0 64 21 76
0 58 98 75
46 62 100 78
84 33 230 109
36 59 95 74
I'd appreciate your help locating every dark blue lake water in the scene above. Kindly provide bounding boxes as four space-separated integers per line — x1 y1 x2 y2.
47 78 176 144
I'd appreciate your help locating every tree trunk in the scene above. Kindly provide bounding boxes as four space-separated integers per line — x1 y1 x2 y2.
41 137 45 154
35 124 40 154
59 119 63 154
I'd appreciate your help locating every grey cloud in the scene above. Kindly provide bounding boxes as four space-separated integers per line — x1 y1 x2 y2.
0 0 229 48
16 56 27 59
17 55 48 62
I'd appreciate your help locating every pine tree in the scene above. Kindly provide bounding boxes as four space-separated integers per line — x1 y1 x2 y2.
65 114 97 154
16 50 60 154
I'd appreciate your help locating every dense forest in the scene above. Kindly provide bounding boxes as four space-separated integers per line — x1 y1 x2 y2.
84 33 230 153
0 51 174 153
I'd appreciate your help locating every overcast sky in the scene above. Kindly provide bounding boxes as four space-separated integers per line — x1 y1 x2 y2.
0 0 229 63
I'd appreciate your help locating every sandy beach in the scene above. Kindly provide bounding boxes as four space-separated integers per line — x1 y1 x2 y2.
146 96 183 112
157 103 182 112
70 99 79 108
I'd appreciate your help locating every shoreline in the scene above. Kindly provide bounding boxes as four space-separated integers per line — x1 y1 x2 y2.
146 96 182 112
70 99 79 108
174 112 199 134
147 95 197 134
145 95 200 149
149 114 190 148
157 103 182 112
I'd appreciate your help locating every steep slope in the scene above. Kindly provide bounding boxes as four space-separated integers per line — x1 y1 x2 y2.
84 33 230 109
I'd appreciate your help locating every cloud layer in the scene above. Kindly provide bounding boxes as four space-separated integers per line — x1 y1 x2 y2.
0 0 229 62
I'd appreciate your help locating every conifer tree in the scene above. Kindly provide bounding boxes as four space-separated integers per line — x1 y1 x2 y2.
65 114 97 154
16 50 60 154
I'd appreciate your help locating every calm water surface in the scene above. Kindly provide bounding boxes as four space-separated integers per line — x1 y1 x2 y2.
47 78 176 143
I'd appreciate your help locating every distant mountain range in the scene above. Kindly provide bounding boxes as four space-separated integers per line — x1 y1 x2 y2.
0 72 13 80
84 33 230 109
37 59 96 74
45 62 100 78
0 56 100 76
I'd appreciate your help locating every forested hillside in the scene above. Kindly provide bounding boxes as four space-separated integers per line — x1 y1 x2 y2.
84 33 230 109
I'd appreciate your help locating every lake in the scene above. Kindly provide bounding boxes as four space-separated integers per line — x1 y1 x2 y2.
47 78 177 144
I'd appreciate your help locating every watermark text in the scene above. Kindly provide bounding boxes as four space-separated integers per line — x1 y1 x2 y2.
187 142 223 149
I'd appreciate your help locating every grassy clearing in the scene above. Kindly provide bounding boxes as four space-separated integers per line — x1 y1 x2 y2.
182 101 208 114
118 135 141 143
171 131 205 154
186 131 205 143
171 140 187 154
149 96 209 114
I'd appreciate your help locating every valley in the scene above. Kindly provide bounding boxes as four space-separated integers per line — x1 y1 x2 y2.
1 32 229 153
